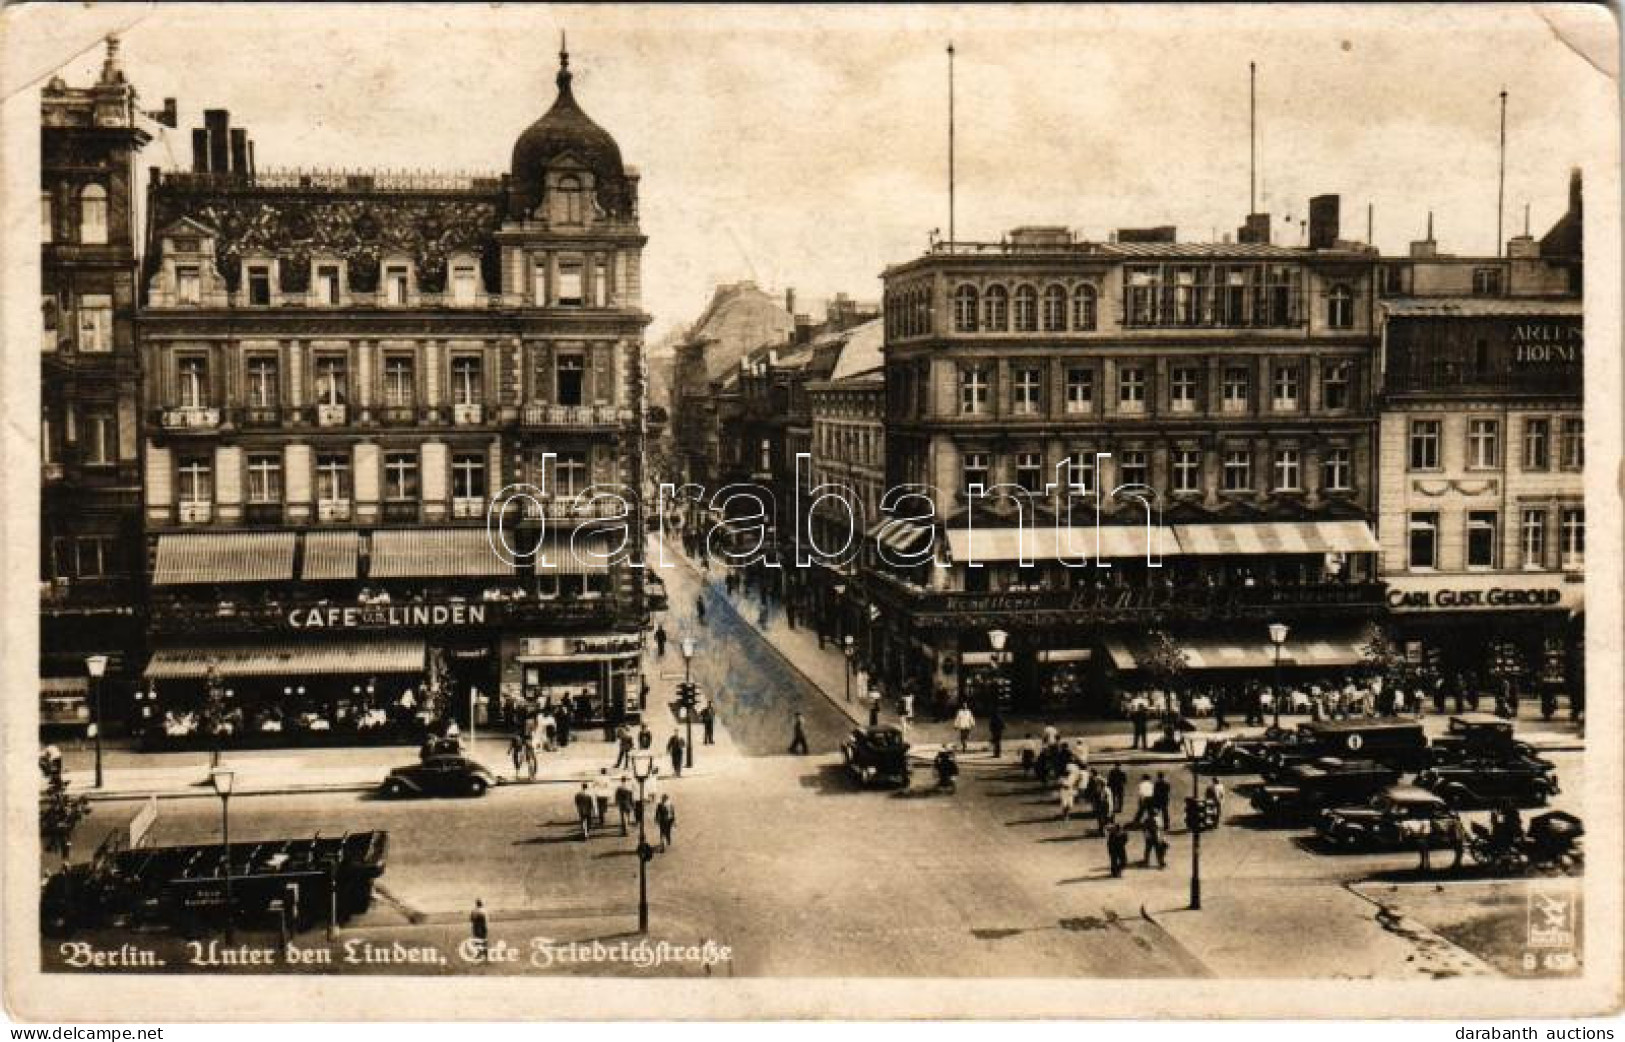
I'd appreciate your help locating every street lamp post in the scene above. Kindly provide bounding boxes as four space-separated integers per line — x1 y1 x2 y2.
1183 737 1208 910
210 768 235 942
842 636 855 703
1268 622 1290 730
832 583 847 651
85 654 108 789
631 752 655 933
987 628 1009 711
680 637 696 768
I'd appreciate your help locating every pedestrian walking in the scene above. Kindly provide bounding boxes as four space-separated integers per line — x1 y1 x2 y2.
901 691 915 723
1213 692 1228 732
868 689 882 728
654 624 667 658
1130 702 1150 749
1094 777 1116 834
615 775 636 836
953 703 976 752
573 783 595 841
654 794 676 851
1153 772 1173 831
1142 817 1168 869
701 700 716 744
1106 824 1130 877
1107 764 1127 818
1058 764 1080 821
523 731 539 779
637 723 653 750
695 595 707 625
508 732 525 779
1019 734 1038 776
666 731 686 777
614 725 633 769
988 708 1005 759
1204 778 1226 823
469 899 489 961
593 769 613 827
788 711 809 755
1134 774 1155 824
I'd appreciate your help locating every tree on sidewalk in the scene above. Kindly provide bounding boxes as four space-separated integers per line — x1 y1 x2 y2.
1360 623 1404 692
40 760 90 866
1141 629 1190 750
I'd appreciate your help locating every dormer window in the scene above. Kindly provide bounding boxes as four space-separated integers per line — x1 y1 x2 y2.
553 174 585 225
384 264 410 305
176 265 201 305
246 264 272 306
451 262 479 306
316 264 341 305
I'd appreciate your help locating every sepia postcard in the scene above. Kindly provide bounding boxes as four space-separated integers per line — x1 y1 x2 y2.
1 1 1620 1022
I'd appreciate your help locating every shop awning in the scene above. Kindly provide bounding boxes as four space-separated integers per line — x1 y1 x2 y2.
369 529 515 579
946 524 1175 564
145 641 425 680
1104 630 1368 671
1171 521 1379 556
40 676 89 695
302 530 360 580
153 532 297 585
535 538 613 575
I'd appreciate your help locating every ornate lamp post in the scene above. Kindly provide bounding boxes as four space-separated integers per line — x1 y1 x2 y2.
209 767 236 942
1182 736 1208 910
679 637 696 768
631 752 655 933
842 635 855 703
832 582 847 650
987 628 1009 709
85 654 108 789
1268 622 1290 730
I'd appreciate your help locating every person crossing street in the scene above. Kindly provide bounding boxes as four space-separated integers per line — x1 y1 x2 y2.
788 711 809 755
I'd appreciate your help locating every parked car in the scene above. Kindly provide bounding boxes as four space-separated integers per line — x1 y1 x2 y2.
840 725 911 787
1316 786 1461 851
646 572 669 612
1197 727 1307 773
1415 761 1559 808
381 755 498 798
1264 720 1431 778
1428 714 1549 768
1247 757 1402 822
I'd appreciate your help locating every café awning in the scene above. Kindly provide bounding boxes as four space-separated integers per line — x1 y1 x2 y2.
1104 629 1369 671
152 532 297 585
1171 521 1379 556
369 529 516 579
535 537 614 575
302 530 360 580
145 641 425 680
946 524 1175 564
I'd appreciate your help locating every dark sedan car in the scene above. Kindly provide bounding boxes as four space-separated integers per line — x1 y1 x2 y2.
1428 714 1549 768
381 755 499 799
1415 761 1559 808
1247 757 1401 822
840 725 911 787
1317 786 1461 851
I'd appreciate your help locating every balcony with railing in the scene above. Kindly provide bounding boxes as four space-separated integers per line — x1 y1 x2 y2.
161 406 222 431
452 403 485 426
316 404 348 427
520 403 627 429
317 499 352 522
177 500 213 523
516 497 630 522
451 497 486 520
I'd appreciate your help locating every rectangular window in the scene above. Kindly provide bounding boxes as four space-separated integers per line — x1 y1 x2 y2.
1013 367 1042 415
1468 418 1501 469
74 538 107 579
1170 366 1199 411
1222 366 1250 411
1408 512 1439 570
1322 448 1352 492
959 365 989 415
178 357 209 408
176 265 202 305
1117 366 1146 412
1222 449 1252 491
385 265 409 305
451 356 483 406
452 453 487 500
1466 510 1498 569
1016 452 1043 493
1472 267 1504 296
41 193 52 243
593 257 609 307
316 265 340 305
1064 368 1094 414
1322 361 1351 410
1271 364 1299 411
1521 508 1547 569
77 295 112 353
383 357 415 407
384 451 420 501
84 409 115 464
558 261 584 306
1064 452 1094 494
962 452 990 494
1173 449 1201 493
178 458 212 504
246 265 272 306
1272 448 1301 491
1409 419 1441 470
1560 418 1584 469
316 453 351 502
1118 450 1148 487
315 357 348 406
555 452 589 497
1560 508 1584 568
1522 418 1550 470
246 453 282 503
451 264 478 305
247 357 279 408
556 354 585 406
533 260 548 305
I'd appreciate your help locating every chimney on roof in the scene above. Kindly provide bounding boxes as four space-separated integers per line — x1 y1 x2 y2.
229 128 248 175
191 127 209 172
1237 213 1271 244
785 287 795 315
204 109 230 175
1308 195 1340 250
1410 211 1438 258
248 140 256 176
153 98 178 128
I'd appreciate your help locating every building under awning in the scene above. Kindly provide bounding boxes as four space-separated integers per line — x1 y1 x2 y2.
302 530 360 580
1171 520 1379 556
946 524 1176 564
152 532 297 585
369 529 516 579
1104 629 1370 671
145 641 426 680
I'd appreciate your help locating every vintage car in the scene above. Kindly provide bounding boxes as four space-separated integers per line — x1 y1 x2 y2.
1415 760 1559 808
1247 757 1402 822
646 572 670 612
1263 719 1431 778
840 725 911 787
1197 727 1307 773
381 755 499 798
1428 714 1549 768
1316 785 1461 850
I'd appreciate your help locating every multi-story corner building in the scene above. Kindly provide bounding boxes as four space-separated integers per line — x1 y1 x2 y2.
39 39 166 731
136 48 652 743
1376 173 1585 703
869 210 1387 714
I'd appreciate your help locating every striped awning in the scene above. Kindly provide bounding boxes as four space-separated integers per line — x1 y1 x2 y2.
145 641 425 680
1105 630 1367 671
302 530 360 580
870 520 934 555
369 529 516 579
946 524 1175 564
153 533 297 585
40 676 89 695
1172 521 1379 556
536 537 613 575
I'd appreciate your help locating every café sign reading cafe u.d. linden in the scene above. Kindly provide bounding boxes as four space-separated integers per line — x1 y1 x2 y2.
287 603 490 630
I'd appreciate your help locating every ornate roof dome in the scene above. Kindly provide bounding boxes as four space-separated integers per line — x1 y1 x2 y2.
510 44 624 205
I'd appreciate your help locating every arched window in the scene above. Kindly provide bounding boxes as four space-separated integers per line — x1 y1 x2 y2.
553 174 584 225
79 184 108 245
1013 284 1038 332
953 284 979 332
982 284 1009 332
1327 284 1354 329
1072 284 1098 331
1042 285 1067 331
